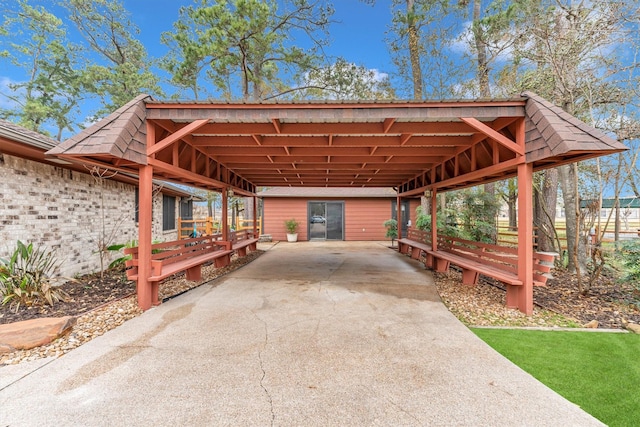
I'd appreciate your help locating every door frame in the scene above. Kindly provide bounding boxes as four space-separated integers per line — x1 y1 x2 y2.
307 200 345 241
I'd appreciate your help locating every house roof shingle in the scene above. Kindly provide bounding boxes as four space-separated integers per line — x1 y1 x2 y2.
47 94 151 165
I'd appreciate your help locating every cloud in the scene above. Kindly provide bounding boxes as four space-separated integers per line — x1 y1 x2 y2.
449 20 516 64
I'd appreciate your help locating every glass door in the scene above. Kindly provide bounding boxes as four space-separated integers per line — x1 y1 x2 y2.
308 202 327 239
392 200 411 238
326 202 344 240
308 201 344 240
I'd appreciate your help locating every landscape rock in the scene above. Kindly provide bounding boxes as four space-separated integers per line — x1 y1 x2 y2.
0 316 76 353
583 320 599 328
626 323 640 334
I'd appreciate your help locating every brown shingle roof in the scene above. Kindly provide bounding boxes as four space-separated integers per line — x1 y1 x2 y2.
0 119 59 150
523 91 626 163
46 94 151 164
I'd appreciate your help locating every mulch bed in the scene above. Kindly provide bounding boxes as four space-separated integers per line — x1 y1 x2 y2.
0 267 136 324
533 269 640 328
2 249 639 330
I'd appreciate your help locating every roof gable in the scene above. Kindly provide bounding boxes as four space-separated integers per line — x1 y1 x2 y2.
47 94 151 164
523 91 626 165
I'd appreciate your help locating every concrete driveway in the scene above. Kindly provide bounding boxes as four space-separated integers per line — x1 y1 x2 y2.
0 241 602 426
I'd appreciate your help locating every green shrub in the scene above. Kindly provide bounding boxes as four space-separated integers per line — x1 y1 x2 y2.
619 239 640 286
0 241 68 312
383 219 398 243
415 206 459 237
107 240 137 269
285 218 299 233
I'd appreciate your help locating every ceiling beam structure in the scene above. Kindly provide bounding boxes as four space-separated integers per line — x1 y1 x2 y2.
47 93 626 198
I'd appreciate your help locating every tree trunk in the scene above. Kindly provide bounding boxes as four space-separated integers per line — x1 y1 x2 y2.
507 180 517 229
534 169 558 252
558 164 587 274
472 0 490 98
406 0 423 100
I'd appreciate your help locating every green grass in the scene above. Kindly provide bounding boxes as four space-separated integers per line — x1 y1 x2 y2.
472 328 640 427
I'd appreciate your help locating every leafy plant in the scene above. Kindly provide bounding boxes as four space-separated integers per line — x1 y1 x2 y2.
107 240 137 269
107 239 163 269
0 241 68 312
415 206 459 238
285 218 299 234
383 219 398 246
457 189 500 243
618 239 640 286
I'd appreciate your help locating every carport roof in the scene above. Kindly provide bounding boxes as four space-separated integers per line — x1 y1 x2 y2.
258 187 397 198
46 92 627 196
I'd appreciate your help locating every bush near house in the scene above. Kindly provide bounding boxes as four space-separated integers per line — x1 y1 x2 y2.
0 240 68 312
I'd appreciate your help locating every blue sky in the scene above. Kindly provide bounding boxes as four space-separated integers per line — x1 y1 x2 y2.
0 0 404 128
123 0 395 75
0 0 406 136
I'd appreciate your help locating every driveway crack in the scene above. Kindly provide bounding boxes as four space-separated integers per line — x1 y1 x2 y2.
384 395 424 425
251 310 275 426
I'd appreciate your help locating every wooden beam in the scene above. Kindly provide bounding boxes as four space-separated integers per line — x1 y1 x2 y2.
383 118 396 133
271 118 282 134
460 117 524 156
147 119 209 156
400 134 413 146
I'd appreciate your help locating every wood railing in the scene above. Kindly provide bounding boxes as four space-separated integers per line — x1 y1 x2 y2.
178 217 261 238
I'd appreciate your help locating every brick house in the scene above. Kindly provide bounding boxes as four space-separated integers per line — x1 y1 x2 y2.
259 187 420 241
0 119 193 277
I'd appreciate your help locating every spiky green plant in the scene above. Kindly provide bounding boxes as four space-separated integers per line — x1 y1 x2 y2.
0 240 68 312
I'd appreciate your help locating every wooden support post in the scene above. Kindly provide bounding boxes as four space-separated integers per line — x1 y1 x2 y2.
253 195 258 236
138 163 155 310
431 189 438 251
396 195 402 239
222 188 229 242
509 118 534 314
206 217 213 235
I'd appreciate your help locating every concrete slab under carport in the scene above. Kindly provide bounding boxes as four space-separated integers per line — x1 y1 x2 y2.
0 241 603 426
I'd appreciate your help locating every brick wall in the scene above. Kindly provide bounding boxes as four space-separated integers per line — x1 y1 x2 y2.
0 154 179 277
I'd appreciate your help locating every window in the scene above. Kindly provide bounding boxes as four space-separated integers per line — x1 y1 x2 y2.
163 195 176 231
180 199 193 220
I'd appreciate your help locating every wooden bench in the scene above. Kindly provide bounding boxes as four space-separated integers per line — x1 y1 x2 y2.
397 228 433 265
231 230 259 257
428 235 556 287
124 236 233 283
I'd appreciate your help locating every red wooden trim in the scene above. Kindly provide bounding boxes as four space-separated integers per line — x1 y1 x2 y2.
146 100 527 110
460 117 524 156
147 119 209 156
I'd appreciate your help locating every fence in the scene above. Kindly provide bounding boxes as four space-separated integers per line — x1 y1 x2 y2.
497 221 640 252
177 217 262 239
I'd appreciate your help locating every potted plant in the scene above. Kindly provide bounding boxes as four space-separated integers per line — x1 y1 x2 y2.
285 218 299 242
383 219 398 247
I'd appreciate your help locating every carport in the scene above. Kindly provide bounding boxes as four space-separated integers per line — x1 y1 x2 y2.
47 92 626 314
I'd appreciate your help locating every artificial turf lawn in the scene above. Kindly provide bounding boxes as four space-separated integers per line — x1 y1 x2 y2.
472 328 640 427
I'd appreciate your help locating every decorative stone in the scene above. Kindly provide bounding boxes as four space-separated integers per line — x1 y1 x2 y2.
0 316 76 353
583 320 599 329
626 323 640 334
